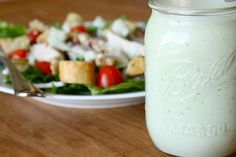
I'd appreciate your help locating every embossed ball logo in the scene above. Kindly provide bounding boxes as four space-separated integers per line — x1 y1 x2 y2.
160 51 236 102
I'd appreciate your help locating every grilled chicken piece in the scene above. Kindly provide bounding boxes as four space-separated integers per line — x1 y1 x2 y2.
77 33 106 53
37 27 70 52
103 30 144 58
111 19 136 37
0 36 30 55
47 27 70 51
30 44 62 63
59 61 95 85
95 54 116 67
126 56 145 76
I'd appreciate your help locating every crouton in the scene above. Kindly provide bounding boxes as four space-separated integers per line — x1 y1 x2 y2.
50 58 60 75
59 61 95 85
65 12 83 25
0 36 30 55
29 19 47 31
126 56 145 76
11 59 29 72
62 12 83 33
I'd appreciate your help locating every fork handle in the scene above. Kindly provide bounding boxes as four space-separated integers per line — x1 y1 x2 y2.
3 57 45 97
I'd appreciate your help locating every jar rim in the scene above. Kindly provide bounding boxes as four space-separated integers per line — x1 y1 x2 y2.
149 0 236 16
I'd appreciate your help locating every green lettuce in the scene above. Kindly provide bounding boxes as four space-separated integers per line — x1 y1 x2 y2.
46 84 91 95
46 79 145 95
0 21 27 38
88 79 145 95
22 65 59 83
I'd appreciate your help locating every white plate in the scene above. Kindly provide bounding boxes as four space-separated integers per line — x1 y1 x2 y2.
0 75 145 109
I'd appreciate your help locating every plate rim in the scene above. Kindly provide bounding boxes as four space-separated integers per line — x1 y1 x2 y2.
45 91 145 100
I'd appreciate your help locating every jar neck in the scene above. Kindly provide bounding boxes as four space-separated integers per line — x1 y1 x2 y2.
151 9 236 23
149 0 236 16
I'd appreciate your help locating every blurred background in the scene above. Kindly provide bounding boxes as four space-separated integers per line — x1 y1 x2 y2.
0 0 151 24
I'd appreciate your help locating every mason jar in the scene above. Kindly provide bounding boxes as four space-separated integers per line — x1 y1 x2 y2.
145 0 236 156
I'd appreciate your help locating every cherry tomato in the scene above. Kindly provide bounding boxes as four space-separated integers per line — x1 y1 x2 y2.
71 25 87 33
10 49 28 59
96 66 124 88
35 61 52 75
28 30 42 44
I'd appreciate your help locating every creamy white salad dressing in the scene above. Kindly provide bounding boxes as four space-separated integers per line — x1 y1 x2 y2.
145 9 236 157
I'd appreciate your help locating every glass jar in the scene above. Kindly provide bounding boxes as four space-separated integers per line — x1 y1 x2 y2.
145 0 236 156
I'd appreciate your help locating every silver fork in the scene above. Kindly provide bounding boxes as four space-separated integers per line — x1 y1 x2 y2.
0 48 45 97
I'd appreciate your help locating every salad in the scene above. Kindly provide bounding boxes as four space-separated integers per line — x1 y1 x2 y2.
0 13 146 95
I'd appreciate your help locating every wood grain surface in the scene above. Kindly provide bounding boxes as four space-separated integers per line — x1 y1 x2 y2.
0 0 235 157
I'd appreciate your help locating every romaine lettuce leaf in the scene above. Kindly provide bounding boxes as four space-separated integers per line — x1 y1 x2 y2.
46 84 91 95
89 79 145 95
45 79 144 95
22 65 58 83
0 21 27 38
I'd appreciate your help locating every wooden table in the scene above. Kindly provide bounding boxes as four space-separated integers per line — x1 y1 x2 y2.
0 0 235 157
